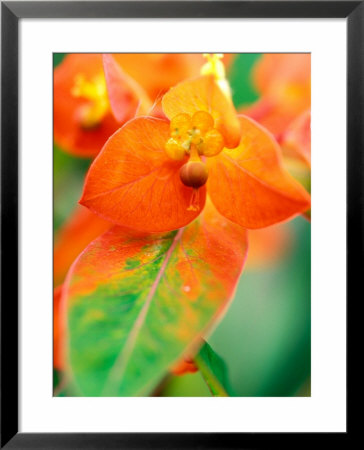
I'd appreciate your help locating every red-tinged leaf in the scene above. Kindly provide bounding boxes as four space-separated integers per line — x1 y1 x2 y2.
207 115 311 229
102 54 152 123
54 206 111 286
80 117 205 233
62 201 248 396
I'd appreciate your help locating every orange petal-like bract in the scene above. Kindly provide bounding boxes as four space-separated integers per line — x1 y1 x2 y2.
243 54 311 138
80 117 205 232
207 115 311 228
62 200 248 396
54 54 120 157
281 109 311 166
102 54 152 122
162 75 241 149
54 206 111 286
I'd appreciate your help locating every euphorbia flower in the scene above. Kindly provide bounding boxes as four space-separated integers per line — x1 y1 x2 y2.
242 53 311 139
54 54 122 157
54 53 233 157
80 70 310 233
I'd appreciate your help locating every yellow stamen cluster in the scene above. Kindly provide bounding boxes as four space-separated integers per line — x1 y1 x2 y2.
71 74 109 129
165 111 224 161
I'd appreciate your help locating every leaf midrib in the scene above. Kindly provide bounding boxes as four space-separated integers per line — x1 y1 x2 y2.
101 227 184 396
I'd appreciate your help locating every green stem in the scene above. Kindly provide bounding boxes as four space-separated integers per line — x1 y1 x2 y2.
194 354 229 397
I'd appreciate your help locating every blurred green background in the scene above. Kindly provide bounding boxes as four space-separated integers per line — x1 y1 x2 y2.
54 54 311 397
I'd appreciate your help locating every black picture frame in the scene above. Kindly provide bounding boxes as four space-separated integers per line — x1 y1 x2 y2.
1 1 359 448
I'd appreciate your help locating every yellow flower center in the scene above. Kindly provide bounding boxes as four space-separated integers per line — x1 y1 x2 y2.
165 111 224 161
165 111 225 212
71 74 109 129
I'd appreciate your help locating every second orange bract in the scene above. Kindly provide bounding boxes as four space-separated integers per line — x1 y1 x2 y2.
80 75 310 233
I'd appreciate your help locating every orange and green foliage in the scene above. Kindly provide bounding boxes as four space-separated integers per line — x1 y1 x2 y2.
54 53 311 397
62 201 248 396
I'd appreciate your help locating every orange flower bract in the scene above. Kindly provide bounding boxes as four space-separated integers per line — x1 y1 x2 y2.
80 116 204 232
80 75 310 233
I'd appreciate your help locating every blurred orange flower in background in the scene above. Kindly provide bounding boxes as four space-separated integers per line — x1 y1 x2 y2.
242 53 310 140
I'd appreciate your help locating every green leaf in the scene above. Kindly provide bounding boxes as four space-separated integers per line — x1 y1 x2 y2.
195 341 233 397
62 202 248 396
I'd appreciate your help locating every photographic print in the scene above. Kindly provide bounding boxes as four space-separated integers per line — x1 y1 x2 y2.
53 53 311 397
